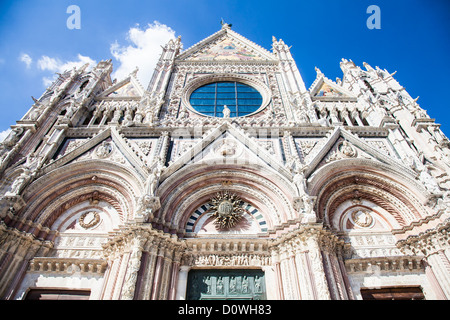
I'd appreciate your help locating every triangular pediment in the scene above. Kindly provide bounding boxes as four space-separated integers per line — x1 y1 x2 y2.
162 122 290 180
303 128 416 179
98 70 144 99
309 75 356 101
177 28 276 62
40 128 148 179
106 82 141 97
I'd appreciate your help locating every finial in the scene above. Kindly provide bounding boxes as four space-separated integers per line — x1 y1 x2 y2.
220 18 232 29
315 66 323 75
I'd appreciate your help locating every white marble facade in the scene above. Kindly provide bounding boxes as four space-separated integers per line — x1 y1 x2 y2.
0 24 449 300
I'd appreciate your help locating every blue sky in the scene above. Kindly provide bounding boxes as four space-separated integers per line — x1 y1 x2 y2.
0 0 449 138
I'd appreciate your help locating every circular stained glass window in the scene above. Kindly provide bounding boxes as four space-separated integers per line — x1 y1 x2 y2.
189 81 263 118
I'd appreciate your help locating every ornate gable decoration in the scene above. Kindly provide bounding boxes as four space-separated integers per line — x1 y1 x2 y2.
106 82 141 97
97 69 144 100
187 37 264 61
177 28 276 62
309 72 356 102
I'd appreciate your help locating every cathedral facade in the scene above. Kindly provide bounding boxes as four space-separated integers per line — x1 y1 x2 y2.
1 24 449 300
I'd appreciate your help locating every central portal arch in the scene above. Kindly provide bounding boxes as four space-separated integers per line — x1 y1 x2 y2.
156 163 297 237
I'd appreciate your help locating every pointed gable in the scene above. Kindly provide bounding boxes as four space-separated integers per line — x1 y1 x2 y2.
107 82 141 97
301 128 416 179
162 122 291 181
188 37 264 61
98 70 145 99
309 71 356 101
177 27 276 62
41 128 149 179
314 82 344 98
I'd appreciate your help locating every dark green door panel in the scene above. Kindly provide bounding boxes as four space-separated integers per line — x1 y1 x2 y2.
186 269 265 300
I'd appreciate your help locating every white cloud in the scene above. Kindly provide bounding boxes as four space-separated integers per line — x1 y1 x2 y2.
26 22 177 89
37 54 96 86
20 53 32 68
0 128 11 143
110 21 177 87
37 54 96 73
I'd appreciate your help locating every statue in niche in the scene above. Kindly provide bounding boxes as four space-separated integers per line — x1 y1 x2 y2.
146 158 164 196
133 111 144 124
122 108 134 126
8 168 31 195
292 165 308 197
223 105 231 118
63 102 77 120
111 108 121 123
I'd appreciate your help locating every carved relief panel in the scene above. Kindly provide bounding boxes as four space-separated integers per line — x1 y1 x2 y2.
186 269 266 300
334 200 402 258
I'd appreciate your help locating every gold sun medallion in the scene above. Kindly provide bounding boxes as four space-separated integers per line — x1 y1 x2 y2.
209 191 244 230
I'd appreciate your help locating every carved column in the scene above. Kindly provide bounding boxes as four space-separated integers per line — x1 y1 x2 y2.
100 228 148 300
398 223 450 300
158 246 174 300
270 250 284 300
278 246 299 299
426 251 450 298
175 265 191 300
137 244 159 300
120 233 147 300
294 250 317 299
0 228 52 299
151 245 166 300
271 226 339 300
168 250 182 300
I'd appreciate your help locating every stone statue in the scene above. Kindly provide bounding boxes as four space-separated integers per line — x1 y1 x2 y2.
1 127 24 148
146 159 164 196
419 166 441 194
223 105 231 118
8 168 31 195
122 108 134 127
293 165 308 196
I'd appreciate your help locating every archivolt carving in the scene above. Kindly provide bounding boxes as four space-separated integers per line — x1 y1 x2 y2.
313 169 427 228
19 161 144 226
158 166 296 232
167 183 280 233
35 187 126 229
323 185 414 227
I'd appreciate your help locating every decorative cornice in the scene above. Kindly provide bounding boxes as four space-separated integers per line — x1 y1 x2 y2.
269 222 345 254
0 220 53 251
101 223 185 260
396 218 450 256
28 257 107 275
345 255 424 273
